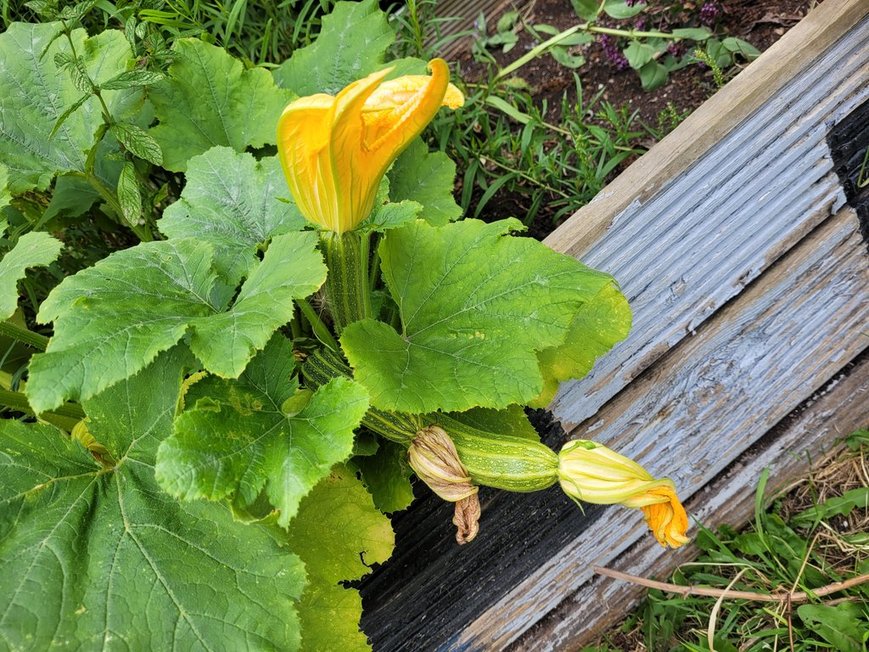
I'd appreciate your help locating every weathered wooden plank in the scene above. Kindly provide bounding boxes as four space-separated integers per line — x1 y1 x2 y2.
454 207 869 649
523 353 869 649
548 13 868 429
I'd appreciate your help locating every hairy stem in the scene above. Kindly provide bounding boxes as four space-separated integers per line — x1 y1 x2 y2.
0 388 84 431
321 231 372 332
0 321 49 350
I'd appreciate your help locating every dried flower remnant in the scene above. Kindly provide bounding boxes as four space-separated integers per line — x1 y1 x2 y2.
409 426 481 544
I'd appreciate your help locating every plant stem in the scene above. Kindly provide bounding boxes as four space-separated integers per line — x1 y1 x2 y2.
588 25 677 40
595 566 869 603
0 321 49 350
495 22 678 82
0 388 84 431
321 231 372 332
295 299 339 351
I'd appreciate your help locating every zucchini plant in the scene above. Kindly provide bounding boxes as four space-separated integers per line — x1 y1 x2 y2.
0 1 688 649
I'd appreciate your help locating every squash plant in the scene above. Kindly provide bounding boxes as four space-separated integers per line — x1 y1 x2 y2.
0 1 687 649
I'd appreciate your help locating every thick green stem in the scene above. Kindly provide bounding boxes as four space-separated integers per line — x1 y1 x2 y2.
0 321 49 350
321 231 372 332
0 389 84 431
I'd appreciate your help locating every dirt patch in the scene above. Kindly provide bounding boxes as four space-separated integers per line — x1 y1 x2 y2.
450 0 823 238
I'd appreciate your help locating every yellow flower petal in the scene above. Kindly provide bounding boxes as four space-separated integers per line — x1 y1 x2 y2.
276 58 464 233
641 486 691 548
276 94 338 231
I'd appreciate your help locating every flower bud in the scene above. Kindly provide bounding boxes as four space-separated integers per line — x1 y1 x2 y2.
558 440 689 548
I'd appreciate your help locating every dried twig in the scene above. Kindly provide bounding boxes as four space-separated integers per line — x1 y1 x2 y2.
593 566 869 603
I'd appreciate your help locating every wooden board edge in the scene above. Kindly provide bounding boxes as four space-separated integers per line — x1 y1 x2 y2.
544 0 868 257
520 353 869 649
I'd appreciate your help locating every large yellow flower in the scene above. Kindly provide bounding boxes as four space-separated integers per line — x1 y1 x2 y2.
558 440 690 548
276 59 464 233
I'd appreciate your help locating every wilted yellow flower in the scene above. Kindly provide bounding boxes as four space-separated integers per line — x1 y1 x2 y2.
558 440 689 548
637 486 690 549
276 59 464 233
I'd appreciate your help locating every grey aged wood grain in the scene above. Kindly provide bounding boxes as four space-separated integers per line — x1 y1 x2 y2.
523 353 869 649
548 12 868 429
455 207 869 649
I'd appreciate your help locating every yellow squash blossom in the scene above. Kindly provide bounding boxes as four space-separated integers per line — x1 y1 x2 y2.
558 440 690 548
276 59 464 233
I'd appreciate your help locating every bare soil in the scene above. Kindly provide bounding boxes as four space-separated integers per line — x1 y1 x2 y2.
453 0 824 238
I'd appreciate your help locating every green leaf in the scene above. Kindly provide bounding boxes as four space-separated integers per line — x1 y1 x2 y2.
160 146 305 285
797 603 867 652
791 487 869 526
100 68 165 89
571 0 602 20
638 60 669 90
387 139 462 226
290 465 394 651
549 46 586 69
0 231 63 321
111 121 163 165
157 337 370 526
624 40 655 69
0 24 141 193
341 219 615 413
273 0 394 95
603 0 646 19
27 232 326 413
486 95 533 124
721 37 761 60
444 406 541 441
360 200 423 233
672 27 712 41
0 350 306 651
48 92 90 139
353 438 416 513
189 232 327 377
117 161 142 225
532 281 631 407
149 38 293 172
40 174 100 223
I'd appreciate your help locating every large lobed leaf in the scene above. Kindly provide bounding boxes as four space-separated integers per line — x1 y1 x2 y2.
273 0 394 96
159 147 306 286
289 465 394 651
387 139 463 226
532 281 631 407
149 38 293 171
27 232 326 413
0 350 306 650
0 23 139 193
341 219 621 413
156 336 370 526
